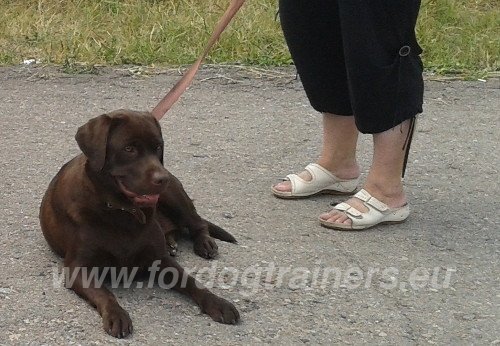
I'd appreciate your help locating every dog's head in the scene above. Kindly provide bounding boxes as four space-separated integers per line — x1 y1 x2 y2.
76 109 169 208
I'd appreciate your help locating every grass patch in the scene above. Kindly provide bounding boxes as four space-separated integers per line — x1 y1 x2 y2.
0 0 498 76
418 0 500 77
0 0 288 67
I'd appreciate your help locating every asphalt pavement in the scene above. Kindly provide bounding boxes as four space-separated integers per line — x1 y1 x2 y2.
0 65 498 344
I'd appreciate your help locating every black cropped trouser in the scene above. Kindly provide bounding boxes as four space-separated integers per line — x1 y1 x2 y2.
279 0 424 134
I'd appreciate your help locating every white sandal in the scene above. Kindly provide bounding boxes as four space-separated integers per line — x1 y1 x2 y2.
320 189 410 230
271 163 359 199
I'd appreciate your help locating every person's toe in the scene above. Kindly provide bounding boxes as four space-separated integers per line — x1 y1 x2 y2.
336 214 352 225
320 197 368 226
273 170 312 193
319 210 335 221
273 180 291 192
320 210 351 225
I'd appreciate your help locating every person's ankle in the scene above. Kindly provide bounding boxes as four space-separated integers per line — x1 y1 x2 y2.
363 181 407 208
317 158 360 180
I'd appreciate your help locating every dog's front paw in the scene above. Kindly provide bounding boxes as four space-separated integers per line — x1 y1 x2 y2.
201 293 240 324
194 236 218 259
102 304 133 338
165 233 178 256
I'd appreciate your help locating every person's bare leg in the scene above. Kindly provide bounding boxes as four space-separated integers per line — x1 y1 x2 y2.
320 119 412 226
273 113 360 192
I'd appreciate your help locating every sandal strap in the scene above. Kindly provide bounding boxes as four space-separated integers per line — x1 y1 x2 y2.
304 163 338 181
354 189 389 212
333 202 362 217
284 163 358 195
327 189 410 229
332 189 390 222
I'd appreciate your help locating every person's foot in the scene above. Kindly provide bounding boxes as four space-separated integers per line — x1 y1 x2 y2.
317 117 414 229
319 183 407 227
272 160 360 193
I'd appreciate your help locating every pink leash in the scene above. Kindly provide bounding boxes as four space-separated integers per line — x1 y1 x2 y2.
151 0 246 120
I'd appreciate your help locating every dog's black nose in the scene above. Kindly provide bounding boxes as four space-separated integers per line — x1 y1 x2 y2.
152 171 169 185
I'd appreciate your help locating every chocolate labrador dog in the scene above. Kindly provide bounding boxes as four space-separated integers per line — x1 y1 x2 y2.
39 109 240 338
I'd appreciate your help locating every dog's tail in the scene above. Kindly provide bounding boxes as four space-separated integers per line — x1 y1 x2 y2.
207 221 238 244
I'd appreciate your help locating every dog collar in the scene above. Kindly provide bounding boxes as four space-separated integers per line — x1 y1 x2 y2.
104 196 147 224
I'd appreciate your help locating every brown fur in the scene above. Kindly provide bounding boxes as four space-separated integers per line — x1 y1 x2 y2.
39 109 239 338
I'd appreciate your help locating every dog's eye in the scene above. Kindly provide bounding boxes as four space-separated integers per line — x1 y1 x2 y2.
156 145 162 151
124 146 135 153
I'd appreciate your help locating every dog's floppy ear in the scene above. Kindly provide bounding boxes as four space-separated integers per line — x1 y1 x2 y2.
75 114 113 171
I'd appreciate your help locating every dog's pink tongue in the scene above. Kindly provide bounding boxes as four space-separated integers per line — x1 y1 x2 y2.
133 194 160 207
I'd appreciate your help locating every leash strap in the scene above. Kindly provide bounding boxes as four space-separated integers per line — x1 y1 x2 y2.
401 116 416 179
152 0 246 120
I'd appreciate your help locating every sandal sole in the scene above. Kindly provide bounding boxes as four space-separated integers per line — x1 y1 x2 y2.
319 219 408 231
271 188 356 200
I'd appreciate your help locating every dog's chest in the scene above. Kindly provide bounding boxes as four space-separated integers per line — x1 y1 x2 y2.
84 219 166 267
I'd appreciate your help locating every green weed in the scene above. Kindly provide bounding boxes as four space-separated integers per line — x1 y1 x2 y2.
0 0 498 77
